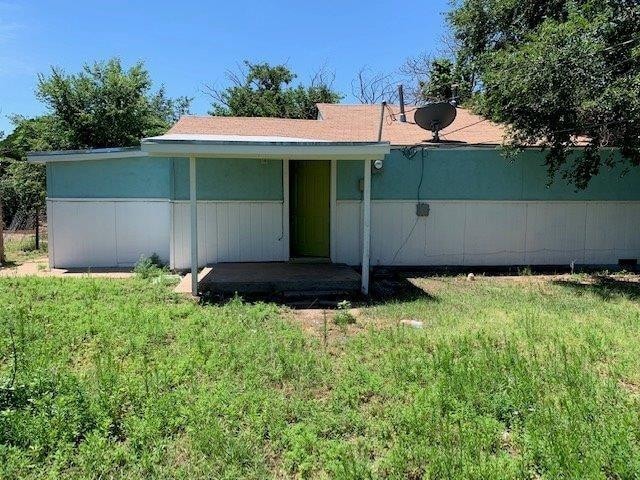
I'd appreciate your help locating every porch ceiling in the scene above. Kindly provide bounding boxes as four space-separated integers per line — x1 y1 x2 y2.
141 133 390 160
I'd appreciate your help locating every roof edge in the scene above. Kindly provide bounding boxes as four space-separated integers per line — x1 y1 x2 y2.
27 147 147 163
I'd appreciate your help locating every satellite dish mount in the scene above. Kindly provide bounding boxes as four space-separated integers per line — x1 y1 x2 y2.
430 120 444 142
414 102 457 142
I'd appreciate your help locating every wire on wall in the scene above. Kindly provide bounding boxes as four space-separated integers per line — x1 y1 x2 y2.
390 147 426 263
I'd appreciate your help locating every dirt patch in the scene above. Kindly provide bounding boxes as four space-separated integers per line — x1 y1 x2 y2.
619 378 640 397
285 307 397 345
0 258 134 279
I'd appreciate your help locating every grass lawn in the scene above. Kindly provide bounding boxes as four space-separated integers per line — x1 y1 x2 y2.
1 274 640 478
2 233 48 266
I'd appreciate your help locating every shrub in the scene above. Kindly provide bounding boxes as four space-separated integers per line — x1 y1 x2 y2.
133 254 168 279
333 300 356 326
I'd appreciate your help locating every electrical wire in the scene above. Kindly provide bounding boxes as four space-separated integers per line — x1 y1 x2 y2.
440 118 489 136
390 148 426 264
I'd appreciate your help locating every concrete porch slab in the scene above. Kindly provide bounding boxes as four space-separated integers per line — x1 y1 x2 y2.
174 267 213 294
200 262 361 295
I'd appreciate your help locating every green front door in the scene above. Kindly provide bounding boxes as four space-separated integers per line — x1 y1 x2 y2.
290 160 330 257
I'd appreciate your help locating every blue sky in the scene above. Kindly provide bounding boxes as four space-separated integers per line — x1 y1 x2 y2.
0 0 450 134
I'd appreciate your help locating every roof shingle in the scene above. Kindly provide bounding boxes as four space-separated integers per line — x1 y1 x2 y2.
168 103 507 146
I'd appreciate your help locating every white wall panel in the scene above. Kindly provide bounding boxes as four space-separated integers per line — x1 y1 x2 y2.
463 203 527 265
524 202 586 265
115 202 170 265
335 200 640 267
171 201 284 270
48 199 170 268
585 202 640 264
335 201 362 265
423 202 466 265
370 201 428 266
49 198 640 270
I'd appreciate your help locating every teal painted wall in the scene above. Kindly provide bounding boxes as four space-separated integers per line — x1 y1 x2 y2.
46 149 639 201
337 149 640 201
171 158 283 201
47 157 172 198
46 156 283 201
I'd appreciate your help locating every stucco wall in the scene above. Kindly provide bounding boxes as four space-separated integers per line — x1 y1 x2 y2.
46 157 173 199
171 158 283 201
47 149 640 202
338 149 640 201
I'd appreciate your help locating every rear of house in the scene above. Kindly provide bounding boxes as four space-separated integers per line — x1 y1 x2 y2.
30 104 640 292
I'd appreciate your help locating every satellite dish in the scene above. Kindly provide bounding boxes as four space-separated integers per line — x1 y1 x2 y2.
414 102 457 142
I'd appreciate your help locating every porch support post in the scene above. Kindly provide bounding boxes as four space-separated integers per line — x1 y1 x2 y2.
282 158 290 261
189 156 198 296
361 159 371 294
330 159 337 262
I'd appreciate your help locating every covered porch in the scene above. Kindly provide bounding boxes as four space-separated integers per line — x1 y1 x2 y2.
141 134 390 296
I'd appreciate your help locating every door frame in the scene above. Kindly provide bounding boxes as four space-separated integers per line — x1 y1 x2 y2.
282 159 337 262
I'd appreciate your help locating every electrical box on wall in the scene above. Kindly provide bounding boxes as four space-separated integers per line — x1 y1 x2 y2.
416 202 430 217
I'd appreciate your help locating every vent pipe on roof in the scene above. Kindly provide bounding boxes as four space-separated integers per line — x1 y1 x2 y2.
378 101 386 141
398 85 407 123
450 84 459 107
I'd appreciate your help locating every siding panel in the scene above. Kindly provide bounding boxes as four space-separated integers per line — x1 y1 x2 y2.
48 199 169 268
335 201 362 265
171 201 284 269
335 200 640 267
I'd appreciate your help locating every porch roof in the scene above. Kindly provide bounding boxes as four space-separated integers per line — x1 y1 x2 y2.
140 133 390 159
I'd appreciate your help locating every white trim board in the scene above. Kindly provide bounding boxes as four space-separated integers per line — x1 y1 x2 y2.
47 197 170 203
29 148 147 163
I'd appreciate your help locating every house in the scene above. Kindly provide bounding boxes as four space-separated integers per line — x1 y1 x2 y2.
28 104 640 295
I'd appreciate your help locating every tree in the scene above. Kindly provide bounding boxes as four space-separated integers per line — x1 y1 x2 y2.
401 53 474 105
0 58 191 227
206 61 342 119
36 58 191 148
0 116 62 229
0 190 4 265
446 0 640 188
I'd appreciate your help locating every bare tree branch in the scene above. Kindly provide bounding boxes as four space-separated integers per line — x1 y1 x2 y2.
310 62 337 89
202 61 249 110
351 66 399 104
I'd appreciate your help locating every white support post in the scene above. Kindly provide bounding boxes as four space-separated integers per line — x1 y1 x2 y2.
282 159 290 261
361 159 371 294
330 159 337 262
189 156 198 296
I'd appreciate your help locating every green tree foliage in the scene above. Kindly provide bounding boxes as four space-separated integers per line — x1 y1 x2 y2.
208 61 342 119
0 58 191 225
447 0 640 188
0 116 66 226
419 58 473 103
36 58 191 149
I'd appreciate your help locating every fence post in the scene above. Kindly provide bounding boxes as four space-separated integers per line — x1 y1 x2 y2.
0 198 4 265
34 206 40 250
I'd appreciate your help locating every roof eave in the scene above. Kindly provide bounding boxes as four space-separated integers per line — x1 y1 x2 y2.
140 139 390 160
27 147 147 163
